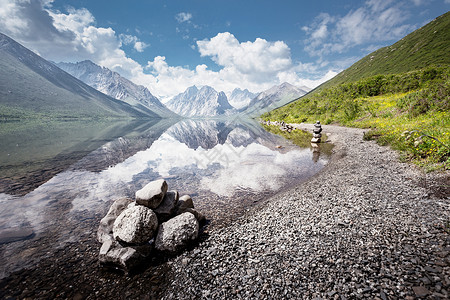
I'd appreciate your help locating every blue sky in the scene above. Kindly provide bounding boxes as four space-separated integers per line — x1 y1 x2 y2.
0 0 448 101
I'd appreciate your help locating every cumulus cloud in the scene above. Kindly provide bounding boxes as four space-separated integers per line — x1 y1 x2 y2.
134 33 336 101
0 1 334 101
175 12 192 23
197 32 292 78
304 0 415 57
119 34 149 52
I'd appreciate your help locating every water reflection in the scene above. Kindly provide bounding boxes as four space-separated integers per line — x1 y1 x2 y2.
0 119 175 195
0 118 331 278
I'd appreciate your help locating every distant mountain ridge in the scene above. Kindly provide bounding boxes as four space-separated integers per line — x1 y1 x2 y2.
56 60 177 118
166 86 235 117
241 82 309 117
227 88 257 109
0 32 156 119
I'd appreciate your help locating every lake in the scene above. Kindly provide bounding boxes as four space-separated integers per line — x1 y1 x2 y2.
0 117 332 278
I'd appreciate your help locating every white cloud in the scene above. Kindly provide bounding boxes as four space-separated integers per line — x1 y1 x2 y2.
175 12 192 23
119 34 149 52
0 1 335 101
197 32 292 78
304 1 415 57
133 33 336 101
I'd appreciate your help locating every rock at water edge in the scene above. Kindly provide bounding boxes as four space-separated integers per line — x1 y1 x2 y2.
178 195 194 209
97 198 133 243
154 191 179 222
99 239 152 272
175 195 204 222
155 212 199 253
135 179 168 209
113 205 158 244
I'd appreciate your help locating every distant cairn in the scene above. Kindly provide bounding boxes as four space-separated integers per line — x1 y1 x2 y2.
311 121 322 143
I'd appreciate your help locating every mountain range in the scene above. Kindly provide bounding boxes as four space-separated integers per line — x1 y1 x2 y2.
55 60 177 118
0 33 158 119
226 88 257 110
0 31 310 120
165 85 234 117
240 82 309 117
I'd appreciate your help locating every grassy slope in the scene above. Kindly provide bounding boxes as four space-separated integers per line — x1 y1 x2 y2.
316 11 450 92
262 12 450 170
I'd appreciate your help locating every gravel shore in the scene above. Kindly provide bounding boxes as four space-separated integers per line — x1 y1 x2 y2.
162 124 450 299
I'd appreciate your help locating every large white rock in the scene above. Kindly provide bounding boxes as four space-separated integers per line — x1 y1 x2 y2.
113 205 158 244
135 179 168 209
154 190 179 222
97 198 133 243
155 212 199 253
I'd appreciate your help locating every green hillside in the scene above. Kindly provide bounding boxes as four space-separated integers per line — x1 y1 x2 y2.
0 33 158 120
262 12 450 170
317 11 450 92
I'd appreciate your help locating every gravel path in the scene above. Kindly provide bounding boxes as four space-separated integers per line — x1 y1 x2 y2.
162 124 450 299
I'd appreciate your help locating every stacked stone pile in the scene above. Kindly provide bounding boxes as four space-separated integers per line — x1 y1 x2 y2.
97 179 205 272
311 121 323 143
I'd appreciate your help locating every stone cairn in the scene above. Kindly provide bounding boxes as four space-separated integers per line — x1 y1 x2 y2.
311 121 322 143
97 179 205 273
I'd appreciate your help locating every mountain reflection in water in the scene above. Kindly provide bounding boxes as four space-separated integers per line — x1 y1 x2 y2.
0 117 331 278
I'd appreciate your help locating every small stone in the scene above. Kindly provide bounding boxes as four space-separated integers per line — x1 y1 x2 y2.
420 277 431 285
424 266 437 273
412 286 430 297
154 191 179 222
135 179 168 209
178 195 194 209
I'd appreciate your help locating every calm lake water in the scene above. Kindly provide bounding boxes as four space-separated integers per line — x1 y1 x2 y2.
0 117 332 278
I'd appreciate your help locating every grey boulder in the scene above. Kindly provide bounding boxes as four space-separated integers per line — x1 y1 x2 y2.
154 191 179 222
97 198 133 243
135 179 168 209
155 212 199 253
113 205 158 244
99 239 152 272
175 195 205 222
178 195 194 209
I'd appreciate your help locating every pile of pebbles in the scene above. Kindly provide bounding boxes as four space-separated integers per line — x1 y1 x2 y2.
162 124 449 299
97 179 205 272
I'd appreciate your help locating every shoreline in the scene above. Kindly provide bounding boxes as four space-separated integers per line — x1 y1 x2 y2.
162 123 449 299
0 123 448 299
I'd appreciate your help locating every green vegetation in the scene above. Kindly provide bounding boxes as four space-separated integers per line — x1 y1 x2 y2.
262 124 334 156
262 12 450 171
262 124 314 148
315 12 450 93
262 66 450 170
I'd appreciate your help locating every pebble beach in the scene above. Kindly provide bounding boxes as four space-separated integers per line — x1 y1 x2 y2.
162 124 450 299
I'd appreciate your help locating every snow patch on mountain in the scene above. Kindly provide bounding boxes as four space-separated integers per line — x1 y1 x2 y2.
226 88 257 109
241 82 309 117
56 60 176 118
166 86 235 117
